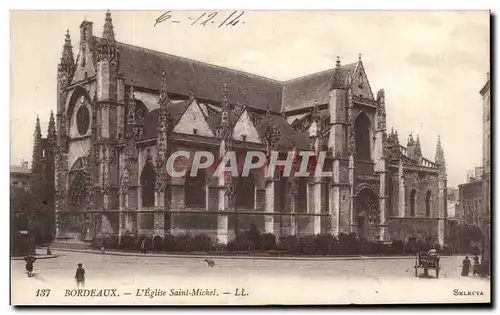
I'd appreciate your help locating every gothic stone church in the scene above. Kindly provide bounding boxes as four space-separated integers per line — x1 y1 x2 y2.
51 12 448 246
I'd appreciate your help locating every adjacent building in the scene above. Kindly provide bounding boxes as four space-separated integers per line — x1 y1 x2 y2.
49 12 448 245
10 161 31 191
447 187 459 218
480 72 491 267
457 171 483 225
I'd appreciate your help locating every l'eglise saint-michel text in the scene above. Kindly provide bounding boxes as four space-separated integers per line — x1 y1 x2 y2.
135 288 218 298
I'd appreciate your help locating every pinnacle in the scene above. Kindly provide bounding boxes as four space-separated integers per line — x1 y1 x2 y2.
102 10 115 42
159 71 169 105
60 29 74 69
332 56 343 90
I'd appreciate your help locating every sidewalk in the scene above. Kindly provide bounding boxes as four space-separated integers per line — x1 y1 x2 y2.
51 247 429 261
11 248 60 260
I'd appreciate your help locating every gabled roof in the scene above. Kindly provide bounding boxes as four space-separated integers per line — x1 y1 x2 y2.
281 63 358 111
140 100 191 139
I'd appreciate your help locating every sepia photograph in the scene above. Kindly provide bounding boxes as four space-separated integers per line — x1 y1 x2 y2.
9 9 491 305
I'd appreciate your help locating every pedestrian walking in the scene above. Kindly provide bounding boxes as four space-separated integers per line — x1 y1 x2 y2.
473 254 480 275
100 240 105 254
24 255 37 278
75 263 85 287
140 239 146 254
461 256 471 276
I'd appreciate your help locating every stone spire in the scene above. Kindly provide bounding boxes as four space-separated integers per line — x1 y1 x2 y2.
155 71 170 194
385 128 401 161
32 116 43 171
219 82 234 200
97 11 118 63
435 135 445 167
220 82 231 138
376 89 386 130
415 134 422 157
102 10 115 42
59 29 74 74
407 133 415 147
57 29 75 88
331 56 343 90
47 111 57 146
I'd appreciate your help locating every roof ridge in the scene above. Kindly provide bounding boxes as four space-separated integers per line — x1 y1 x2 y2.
283 62 358 84
94 36 358 85
97 36 284 85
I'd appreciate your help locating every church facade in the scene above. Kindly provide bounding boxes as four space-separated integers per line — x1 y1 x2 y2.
52 12 448 246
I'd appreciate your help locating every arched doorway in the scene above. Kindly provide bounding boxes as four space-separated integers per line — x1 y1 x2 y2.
355 186 379 240
66 157 90 239
354 112 372 161
141 162 156 208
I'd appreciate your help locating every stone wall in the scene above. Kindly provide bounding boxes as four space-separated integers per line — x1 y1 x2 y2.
403 171 439 218
387 217 439 242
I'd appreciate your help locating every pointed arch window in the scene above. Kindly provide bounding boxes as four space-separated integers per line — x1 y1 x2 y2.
141 162 156 207
185 171 207 208
425 190 431 217
134 101 148 121
321 179 330 213
354 112 372 161
410 189 416 217
68 157 87 210
297 177 308 213
235 175 255 209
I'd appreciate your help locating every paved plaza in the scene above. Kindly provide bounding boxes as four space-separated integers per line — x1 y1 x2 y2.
11 250 490 305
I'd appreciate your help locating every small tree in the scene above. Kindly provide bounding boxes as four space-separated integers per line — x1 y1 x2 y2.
11 186 53 254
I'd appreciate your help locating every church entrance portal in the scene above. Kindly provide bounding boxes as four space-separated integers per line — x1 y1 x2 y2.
354 187 380 240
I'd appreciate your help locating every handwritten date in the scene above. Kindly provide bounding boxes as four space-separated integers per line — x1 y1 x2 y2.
154 11 245 28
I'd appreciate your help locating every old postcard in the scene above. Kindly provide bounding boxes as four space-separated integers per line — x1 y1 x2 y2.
10 10 491 305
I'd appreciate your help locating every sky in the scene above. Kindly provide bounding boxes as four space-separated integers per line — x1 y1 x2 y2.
10 10 490 188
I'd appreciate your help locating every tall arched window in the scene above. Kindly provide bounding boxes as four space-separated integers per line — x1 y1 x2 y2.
387 175 394 216
321 179 330 213
141 162 156 207
354 112 372 161
297 177 308 213
425 190 431 217
410 189 416 217
68 157 87 210
134 100 149 121
235 175 255 209
185 171 207 208
69 170 87 210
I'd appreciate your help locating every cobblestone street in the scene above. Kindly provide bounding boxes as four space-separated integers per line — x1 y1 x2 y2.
11 250 490 305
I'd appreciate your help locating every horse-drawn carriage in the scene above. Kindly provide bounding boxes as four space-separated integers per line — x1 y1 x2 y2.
414 250 440 278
